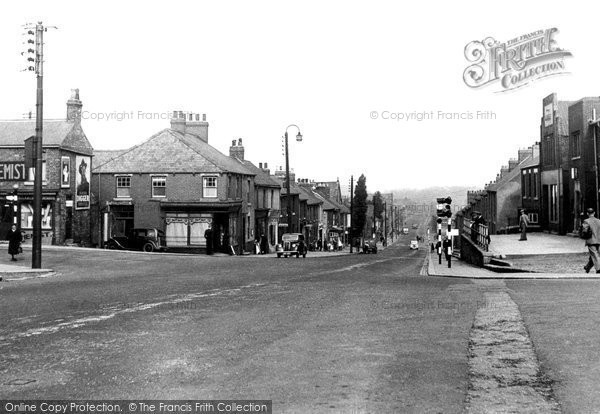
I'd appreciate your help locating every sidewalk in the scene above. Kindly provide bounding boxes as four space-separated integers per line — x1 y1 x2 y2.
488 233 584 257
426 251 599 279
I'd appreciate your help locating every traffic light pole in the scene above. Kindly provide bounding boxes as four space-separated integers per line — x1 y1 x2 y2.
32 22 44 269
349 175 354 253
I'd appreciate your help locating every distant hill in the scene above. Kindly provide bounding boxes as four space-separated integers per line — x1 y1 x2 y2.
389 186 476 209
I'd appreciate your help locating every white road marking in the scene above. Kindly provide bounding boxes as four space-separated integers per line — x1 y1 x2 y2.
0 283 266 345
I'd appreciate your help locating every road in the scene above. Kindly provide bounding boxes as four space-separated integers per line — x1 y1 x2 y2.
0 233 479 413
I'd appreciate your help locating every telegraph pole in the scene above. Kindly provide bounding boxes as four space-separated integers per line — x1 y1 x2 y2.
32 22 44 269
349 175 354 253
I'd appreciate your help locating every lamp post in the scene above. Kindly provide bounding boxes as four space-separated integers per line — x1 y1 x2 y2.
284 124 302 232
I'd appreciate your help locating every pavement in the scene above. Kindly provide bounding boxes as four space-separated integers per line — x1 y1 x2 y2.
488 232 584 256
0 239 397 279
424 231 600 278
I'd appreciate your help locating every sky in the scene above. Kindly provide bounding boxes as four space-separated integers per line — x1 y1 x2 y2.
0 1 596 193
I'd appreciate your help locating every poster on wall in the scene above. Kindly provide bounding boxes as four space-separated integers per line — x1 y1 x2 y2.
60 156 70 188
75 155 90 210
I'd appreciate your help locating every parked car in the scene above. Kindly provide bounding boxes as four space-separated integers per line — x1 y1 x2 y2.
362 239 378 254
409 240 419 250
276 233 307 258
106 228 167 252
402 227 409 234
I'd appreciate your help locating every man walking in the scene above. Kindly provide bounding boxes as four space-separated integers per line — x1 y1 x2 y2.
582 208 600 273
519 209 529 241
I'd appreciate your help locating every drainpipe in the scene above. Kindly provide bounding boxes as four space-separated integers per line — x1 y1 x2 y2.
593 109 599 215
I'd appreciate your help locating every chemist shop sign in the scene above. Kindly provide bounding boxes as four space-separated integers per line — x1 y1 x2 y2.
0 162 26 181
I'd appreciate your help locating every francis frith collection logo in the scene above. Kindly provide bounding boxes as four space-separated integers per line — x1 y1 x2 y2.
463 28 572 92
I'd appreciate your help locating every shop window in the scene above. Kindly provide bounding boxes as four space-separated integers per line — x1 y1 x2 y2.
26 162 47 184
116 176 131 198
152 176 166 197
21 203 52 229
203 176 217 198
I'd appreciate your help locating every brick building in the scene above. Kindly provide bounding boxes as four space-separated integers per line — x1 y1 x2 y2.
0 89 94 245
566 97 600 233
539 93 573 234
520 145 541 230
92 112 257 254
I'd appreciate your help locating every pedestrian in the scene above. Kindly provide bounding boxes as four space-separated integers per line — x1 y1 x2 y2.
7 224 22 262
519 209 529 241
260 233 269 254
204 224 213 255
581 208 600 273
317 238 322 251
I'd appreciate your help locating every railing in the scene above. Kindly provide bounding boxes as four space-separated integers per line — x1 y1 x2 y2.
463 218 490 252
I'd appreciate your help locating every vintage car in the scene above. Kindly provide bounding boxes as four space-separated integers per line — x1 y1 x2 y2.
362 239 378 254
105 228 167 252
409 240 419 250
276 233 307 258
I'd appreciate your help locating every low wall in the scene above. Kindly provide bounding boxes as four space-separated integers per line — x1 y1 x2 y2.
460 234 493 267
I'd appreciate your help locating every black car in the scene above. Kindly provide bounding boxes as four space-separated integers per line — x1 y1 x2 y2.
362 239 378 254
106 228 167 252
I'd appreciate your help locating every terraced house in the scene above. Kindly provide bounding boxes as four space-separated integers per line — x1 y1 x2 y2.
92 112 257 254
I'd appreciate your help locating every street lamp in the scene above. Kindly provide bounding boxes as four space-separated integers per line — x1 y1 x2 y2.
284 124 302 232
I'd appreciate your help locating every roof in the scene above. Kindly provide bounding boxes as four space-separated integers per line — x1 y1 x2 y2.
93 150 127 167
313 191 337 211
0 119 94 154
93 129 254 175
274 176 301 195
298 186 323 206
519 155 540 169
240 161 281 187
487 154 532 192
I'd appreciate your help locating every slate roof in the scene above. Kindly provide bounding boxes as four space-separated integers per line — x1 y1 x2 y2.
0 119 94 155
519 155 539 169
93 150 127 167
93 129 254 175
298 186 323 206
240 161 281 187
487 154 532 192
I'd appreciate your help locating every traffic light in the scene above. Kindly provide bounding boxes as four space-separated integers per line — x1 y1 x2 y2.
436 196 452 218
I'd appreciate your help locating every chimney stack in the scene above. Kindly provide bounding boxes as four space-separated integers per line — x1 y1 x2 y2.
170 111 186 132
508 158 519 171
229 138 245 160
518 148 530 163
261 162 270 175
66 89 82 124
185 112 209 142
170 111 209 142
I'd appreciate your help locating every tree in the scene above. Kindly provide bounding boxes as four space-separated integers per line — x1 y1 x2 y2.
353 174 368 238
372 191 384 220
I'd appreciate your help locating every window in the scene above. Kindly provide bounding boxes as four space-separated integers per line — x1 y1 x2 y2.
203 176 217 198
532 168 538 198
26 162 47 183
549 184 558 223
528 213 539 224
116 176 131 198
522 170 528 198
571 132 581 158
544 135 555 166
247 179 251 203
152 176 166 197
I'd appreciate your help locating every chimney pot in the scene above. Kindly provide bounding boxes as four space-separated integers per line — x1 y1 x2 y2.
259 162 263 169
264 162 268 169
202 114 206 121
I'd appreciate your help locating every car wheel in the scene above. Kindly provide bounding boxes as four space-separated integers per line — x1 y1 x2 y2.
277 253 282 258
296 253 300 258
106 242 116 250
303 254 306 258
143 243 155 253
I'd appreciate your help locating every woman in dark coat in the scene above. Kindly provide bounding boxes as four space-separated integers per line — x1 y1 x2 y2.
7 224 22 261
